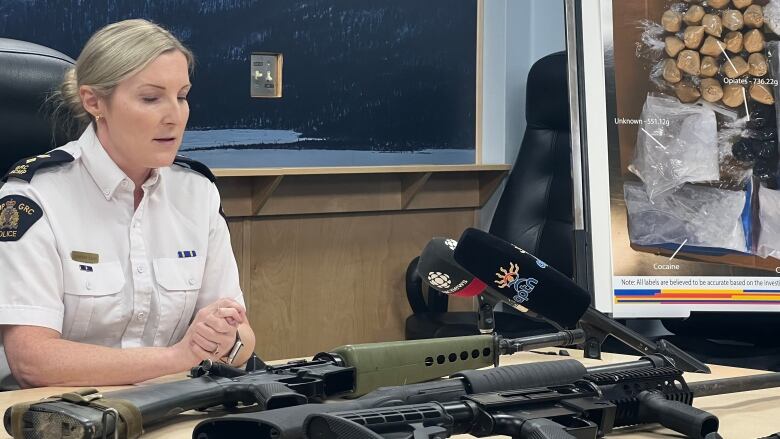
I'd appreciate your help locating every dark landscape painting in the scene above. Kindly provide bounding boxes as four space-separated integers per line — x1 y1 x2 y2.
0 0 478 167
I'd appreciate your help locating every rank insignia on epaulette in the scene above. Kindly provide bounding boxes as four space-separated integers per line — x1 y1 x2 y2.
0 196 43 241
2 150 75 183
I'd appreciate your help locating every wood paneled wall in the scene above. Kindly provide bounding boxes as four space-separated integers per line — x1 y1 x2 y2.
217 166 509 360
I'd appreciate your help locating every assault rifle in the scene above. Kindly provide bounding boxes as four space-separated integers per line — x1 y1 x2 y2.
4 330 583 439
192 355 673 439
303 368 780 439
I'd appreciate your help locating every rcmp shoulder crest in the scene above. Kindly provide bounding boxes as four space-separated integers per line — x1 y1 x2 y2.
0 200 19 229
2 150 75 183
0 196 43 241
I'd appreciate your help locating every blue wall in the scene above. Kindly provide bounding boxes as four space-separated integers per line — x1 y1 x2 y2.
1 0 479 167
480 0 566 226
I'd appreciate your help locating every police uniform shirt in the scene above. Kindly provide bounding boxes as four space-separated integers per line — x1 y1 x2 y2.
0 124 245 388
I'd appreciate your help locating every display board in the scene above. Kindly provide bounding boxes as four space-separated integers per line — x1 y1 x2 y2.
573 0 780 317
0 0 478 168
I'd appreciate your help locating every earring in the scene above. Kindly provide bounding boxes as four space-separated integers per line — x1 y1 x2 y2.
95 114 102 122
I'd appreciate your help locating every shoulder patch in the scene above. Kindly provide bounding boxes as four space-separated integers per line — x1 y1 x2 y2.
173 155 216 183
0 196 43 242
2 150 75 183
173 155 227 222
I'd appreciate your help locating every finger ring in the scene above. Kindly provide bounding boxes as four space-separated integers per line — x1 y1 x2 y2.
212 346 220 357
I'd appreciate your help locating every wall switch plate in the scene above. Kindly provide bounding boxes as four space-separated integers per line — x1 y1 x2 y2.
250 52 283 98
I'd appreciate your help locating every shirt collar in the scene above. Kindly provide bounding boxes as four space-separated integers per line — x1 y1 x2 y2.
144 168 161 189
79 124 162 199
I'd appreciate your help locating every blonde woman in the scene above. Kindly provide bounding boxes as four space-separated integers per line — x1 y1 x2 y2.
0 19 255 389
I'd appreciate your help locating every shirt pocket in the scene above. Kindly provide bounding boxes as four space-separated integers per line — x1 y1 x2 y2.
152 257 204 346
62 260 126 342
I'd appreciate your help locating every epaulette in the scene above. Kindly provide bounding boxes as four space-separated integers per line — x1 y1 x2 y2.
173 155 216 183
2 150 75 183
172 155 227 222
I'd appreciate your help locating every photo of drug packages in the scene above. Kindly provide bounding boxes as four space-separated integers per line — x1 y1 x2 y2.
609 0 780 274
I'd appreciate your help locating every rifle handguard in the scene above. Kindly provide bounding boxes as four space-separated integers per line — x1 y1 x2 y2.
453 359 587 393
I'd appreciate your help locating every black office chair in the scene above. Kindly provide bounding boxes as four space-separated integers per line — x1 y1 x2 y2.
0 38 74 179
405 51 572 340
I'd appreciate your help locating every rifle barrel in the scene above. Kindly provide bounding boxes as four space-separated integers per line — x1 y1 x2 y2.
499 329 586 355
691 372 780 398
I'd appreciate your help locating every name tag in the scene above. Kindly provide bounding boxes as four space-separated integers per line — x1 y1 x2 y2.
71 251 100 264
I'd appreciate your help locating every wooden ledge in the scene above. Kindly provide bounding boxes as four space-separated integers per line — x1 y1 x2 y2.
216 165 511 217
213 164 510 177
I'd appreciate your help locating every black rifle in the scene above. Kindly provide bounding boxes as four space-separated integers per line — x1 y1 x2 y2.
5 331 583 439
303 368 780 439
192 355 671 439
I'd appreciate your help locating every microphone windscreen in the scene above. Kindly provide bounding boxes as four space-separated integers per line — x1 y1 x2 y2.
453 228 591 327
417 238 486 297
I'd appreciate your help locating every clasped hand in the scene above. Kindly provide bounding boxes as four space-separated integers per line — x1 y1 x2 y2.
174 298 246 366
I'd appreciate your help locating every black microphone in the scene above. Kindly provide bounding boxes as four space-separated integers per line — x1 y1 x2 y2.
452 228 711 374
417 237 487 298
416 237 496 333
417 237 560 334
452 228 590 328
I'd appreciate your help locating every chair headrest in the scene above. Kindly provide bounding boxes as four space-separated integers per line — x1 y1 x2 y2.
0 38 75 174
525 51 570 132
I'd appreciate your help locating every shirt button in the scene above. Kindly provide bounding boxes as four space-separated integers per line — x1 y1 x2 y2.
137 265 145 273
85 281 92 290
137 312 145 320
188 278 196 286
103 189 110 196
134 221 140 228
121 180 128 187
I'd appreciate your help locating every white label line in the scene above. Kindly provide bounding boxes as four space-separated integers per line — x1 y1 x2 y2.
669 238 689 261
720 43 751 121
719 43 736 73
640 128 666 149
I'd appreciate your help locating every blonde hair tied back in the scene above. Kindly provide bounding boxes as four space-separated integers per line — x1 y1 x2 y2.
50 19 194 140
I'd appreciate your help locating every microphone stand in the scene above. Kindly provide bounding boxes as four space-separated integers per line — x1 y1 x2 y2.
477 291 709 373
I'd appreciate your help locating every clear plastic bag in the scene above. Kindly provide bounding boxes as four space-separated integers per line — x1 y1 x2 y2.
637 19 666 60
765 0 780 36
649 59 674 92
757 186 780 259
624 181 748 252
628 94 720 200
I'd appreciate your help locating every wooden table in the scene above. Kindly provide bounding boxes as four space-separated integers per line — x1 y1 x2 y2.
1 349 779 438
